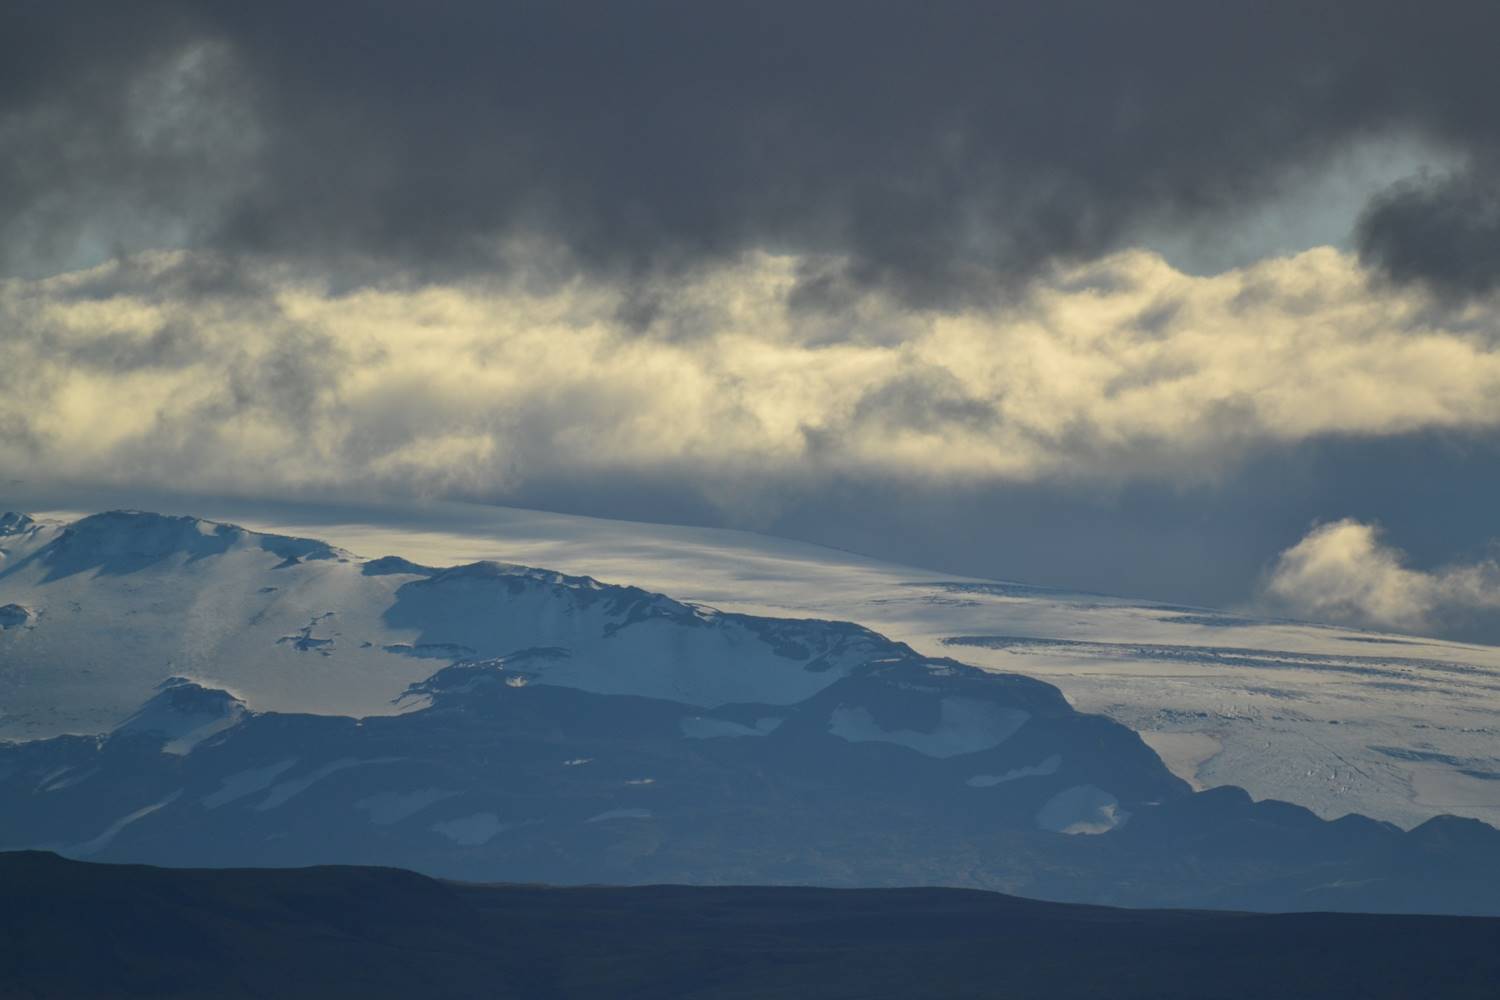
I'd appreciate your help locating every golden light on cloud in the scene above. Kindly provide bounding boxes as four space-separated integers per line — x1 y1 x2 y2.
3 246 1499 502
1262 518 1500 632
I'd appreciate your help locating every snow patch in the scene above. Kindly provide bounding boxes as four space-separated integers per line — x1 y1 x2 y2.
355 788 459 825
1036 784 1129 835
967 754 1062 787
40 767 98 792
202 759 299 809
67 790 183 857
254 758 401 811
680 715 786 739
1139 732 1222 791
829 698 1029 758
681 717 754 739
429 812 525 845
586 808 653 823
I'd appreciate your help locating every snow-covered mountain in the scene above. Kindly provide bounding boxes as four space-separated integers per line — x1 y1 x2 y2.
0 510 903 737
3 508 1500 914
23 498 1487 830
213 501 1500 832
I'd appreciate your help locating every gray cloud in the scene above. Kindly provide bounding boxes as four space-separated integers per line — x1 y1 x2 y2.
0 6 258 277
1356 166 1500 299
5 2 1500 300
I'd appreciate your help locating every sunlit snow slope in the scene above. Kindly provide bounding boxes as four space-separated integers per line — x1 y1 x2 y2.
205 500 1500 830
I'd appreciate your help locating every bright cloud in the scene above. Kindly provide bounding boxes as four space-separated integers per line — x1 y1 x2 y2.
4 247 1500 507
1261 519 1500 633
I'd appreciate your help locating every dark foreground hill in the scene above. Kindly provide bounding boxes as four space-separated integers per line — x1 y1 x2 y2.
2 852 1498 1000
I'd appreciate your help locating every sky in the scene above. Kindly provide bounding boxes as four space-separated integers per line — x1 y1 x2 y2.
5 1 1500 640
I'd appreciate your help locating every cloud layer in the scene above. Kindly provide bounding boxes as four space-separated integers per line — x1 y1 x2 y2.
6 246 1500 506
8 4 1500 638
5 2 1500 298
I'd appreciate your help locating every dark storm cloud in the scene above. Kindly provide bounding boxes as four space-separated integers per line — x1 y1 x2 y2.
6 1 1500 300
1356 167 1500 298
0 3 256 278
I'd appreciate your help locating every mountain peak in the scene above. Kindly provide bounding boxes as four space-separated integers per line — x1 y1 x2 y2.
427 560 610 590
0 603 36 630
399 648 571 707
113 677 249 755
40 511 348 577
0 512 36 537
416 561 698 622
